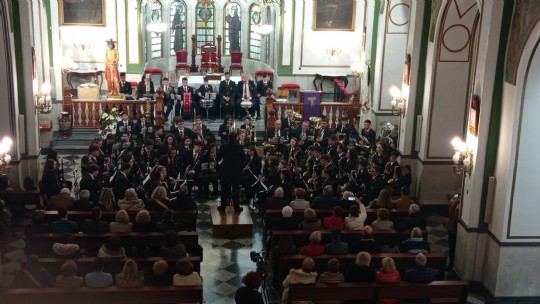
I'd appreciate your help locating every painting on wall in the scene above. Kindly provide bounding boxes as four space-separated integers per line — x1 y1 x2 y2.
403 53 411 85
468 94 480 137
60 0 105 26
313 0 356 31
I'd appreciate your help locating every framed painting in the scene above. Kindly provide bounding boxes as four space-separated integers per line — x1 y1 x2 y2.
468 94 480 137
60 0 106 26
313 0 356 31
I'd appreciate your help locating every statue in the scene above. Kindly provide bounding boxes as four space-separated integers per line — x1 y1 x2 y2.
172 4 185 52
226 6 241 52
105 39 120 96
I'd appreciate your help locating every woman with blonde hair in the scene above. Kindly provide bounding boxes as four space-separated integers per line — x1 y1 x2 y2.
376 257 400 304
133 209 155 232
281 257 317 304
371 208 394 231
372 189 393 209
109 209 133 233
299 208 322 230
345 251 376 283
97 188 117 211
299 230 325 256
118 188 144 211
115 259 144 287
145 186 171 211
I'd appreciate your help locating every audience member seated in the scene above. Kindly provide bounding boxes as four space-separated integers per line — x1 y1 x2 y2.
265 187 288 210
318 258 344 287
159 230 187 257
133 209 156 232
399 227 430 253
324 229 349 254
271 235 297 289
393 186 415 210
23 176 40 192
118 188 144 211
128 236 153 257
337 191 358 210
403 253 437 282
145 186 171 211
281 257 318 304
55 260 84 288
96 188 118 211
376 257 401 304
345 204 367 230
52 233 80 258
156 210 180 232
0 176 13 192
371 208 394 231
235 271 264 304
273 206 298 231
80 207 109 233
299 231 325 256
73 190 93 211
370 189 393 209
98 236 127 258
109 209 133 233
25 210 49 238
349 225 381 254
345 251 376 283
51 207 79 233
289 188 310 209
173 260 202 286
145 259 172 286
170 186 197 210
323 206 345 230
115 259 144 287
85 257 114 287
299 208 322 230
395 204 427 231
47 188 75 210
12 255 54 288
311 185 339 210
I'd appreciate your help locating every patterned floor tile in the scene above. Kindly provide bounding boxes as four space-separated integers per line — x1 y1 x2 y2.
2 249 25 262
210 282 238 296
220 241 246 250
208 269 237 282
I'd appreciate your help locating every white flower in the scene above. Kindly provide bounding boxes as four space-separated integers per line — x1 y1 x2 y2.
111 108 117 112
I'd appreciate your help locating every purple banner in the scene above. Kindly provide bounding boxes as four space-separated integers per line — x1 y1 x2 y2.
303 90 321 120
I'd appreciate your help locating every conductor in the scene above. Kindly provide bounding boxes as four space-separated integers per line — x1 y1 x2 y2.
218 133 245 213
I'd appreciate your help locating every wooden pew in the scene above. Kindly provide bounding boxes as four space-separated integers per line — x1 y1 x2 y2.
34 256 201 277
287 281 469 303
271 229 425 249
0 190 41 212
27 232 199 257
6 286 203 304
279 253 447 284
43 210 198 231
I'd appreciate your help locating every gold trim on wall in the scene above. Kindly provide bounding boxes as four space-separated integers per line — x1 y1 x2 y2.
59 0 106 27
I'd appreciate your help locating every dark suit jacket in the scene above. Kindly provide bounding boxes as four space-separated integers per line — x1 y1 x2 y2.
256 80 273 97
170 126 193 142
111 172 129 202
80 218 109 233
361 128 377 145
161 85 176 104
245 155 262 175
266 128 289 141
363 174 384 204
196 84 214 98
116 120 134 137
177 85 195 102
137 81 155 99
119 81 132 95
218 80 236 105
235 80 257 103
315 128 333 147
349 237 382 254
79 173 102 203
219 142 245 179
311 195 339 210
177 150 202 173
41 169 61 198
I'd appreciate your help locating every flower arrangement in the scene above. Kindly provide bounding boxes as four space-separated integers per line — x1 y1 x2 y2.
99 107 122 139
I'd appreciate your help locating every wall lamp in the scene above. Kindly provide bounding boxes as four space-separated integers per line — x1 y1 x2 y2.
451 137 474 177
390 86 407 118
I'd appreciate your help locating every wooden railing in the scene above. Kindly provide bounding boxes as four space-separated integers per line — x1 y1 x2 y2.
265 90 360 130
63 86 165 129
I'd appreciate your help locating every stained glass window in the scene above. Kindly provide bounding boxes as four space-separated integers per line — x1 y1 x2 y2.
195 2 215 55
223 1 241 56
249 4 262 60
170 0 187 56
150 2 163 59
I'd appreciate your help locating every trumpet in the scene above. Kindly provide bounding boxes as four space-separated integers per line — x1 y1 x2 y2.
337 133 347 144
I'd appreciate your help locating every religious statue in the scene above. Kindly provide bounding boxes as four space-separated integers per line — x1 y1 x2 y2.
105 39 120 96
226 7 241 52
172 4 184 52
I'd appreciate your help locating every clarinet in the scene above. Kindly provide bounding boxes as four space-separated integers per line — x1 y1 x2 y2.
72 170 80 199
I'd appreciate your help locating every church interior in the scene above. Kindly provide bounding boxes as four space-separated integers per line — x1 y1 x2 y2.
0 0 539 303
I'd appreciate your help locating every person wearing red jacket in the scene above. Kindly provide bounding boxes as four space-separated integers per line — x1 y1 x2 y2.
323 206 345 230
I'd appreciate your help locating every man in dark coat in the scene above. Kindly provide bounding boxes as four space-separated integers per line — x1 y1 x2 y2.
218 133 245 212
110 163 131 202
80 207 109 233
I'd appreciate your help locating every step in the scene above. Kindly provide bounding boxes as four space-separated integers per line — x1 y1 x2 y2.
210 205 253 238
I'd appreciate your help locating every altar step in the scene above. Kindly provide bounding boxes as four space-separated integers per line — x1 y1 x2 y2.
51 129 98 154
210 205 253 238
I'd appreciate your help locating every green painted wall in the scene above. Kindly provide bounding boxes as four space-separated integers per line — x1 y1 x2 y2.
11 0 28 152
369 0 381 98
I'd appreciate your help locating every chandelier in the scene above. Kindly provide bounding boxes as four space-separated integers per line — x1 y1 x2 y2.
0 136 13 176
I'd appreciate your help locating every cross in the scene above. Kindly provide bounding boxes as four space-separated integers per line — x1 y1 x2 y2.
308 97 316 107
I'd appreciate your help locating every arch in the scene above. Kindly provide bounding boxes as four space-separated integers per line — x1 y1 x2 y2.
170 0 187 55
223 1 241 55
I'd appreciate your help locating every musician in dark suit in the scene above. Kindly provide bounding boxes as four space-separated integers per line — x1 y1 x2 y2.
256 72 273 120
134 116 153 145
294 121 314 148
137 74 155 99
334 116 352 145
196 77 214 118
266 120 289 156
218 133 245 212
170 118 193 143
360 119 377 147
116 112 134 139
218 115 235 143
235 72 257 118
362 166 385 205
177 141 204 198
281 109 294 130
177 77 196 118
201 144 220 199
110 163 131 202
79 164 102 204
218 72 236 117
241 146 262 207
161 77 177 122
118 72 133 99
315 119 333 149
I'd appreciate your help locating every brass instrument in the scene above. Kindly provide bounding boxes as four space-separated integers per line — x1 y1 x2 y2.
290 111 303 129
145 97 152 119
309 117 322 146
337 133 347 144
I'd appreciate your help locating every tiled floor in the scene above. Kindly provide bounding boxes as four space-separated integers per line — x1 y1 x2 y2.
0 152 486 303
